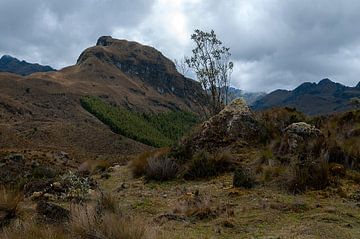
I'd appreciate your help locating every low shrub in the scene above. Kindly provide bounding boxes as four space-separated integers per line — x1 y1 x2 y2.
233 166 255 189
184 150 234 180
0 187 22 228
145 156 179 181
287 156 330 193
70 205 156 239
60 171 91 202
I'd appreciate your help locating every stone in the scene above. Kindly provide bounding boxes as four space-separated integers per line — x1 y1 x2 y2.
36 201 70 223
180 98 266 153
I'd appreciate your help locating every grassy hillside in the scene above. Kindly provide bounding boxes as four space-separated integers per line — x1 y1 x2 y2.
80 96 199 147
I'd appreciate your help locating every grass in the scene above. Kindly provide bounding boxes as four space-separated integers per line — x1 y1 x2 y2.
80 96 199 147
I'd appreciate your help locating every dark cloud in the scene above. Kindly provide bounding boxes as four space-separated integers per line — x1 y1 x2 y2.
1 0 360 91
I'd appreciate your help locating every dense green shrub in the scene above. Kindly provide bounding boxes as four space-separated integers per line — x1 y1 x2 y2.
233 166 255 189
80 96 199 147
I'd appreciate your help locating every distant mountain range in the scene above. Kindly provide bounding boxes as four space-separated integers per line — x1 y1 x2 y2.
252 78 360 115
227 87 266 105
0 55 56 76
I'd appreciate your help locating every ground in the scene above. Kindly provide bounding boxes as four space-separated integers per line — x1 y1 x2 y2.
97 164 360 239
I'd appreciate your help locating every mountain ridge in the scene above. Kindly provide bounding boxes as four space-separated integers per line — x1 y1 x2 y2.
0 55 56 76
252 78 360 115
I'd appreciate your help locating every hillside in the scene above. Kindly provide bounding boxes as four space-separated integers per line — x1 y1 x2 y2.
0 55 56 75
0 36 206 161
252 78 360 115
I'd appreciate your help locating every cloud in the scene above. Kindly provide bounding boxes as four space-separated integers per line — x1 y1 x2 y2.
1 0 360 91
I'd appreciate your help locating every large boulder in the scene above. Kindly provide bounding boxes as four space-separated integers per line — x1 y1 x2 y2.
178 99 266 154
279 122 324 155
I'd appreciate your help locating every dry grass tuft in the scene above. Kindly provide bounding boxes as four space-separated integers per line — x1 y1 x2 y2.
70 204 157 239
0 187 23 228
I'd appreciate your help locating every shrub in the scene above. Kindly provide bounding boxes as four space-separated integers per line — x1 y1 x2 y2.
0 187 22 228
60 171 91 202
70 205 156 239
31 166 58 179
233 166 255 189
287 156 330 193
145 156 179 181
184 150 233 179
97 192 120 214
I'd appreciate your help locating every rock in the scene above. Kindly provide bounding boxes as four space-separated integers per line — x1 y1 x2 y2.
180 98 266 153
30 191 43 200
285 122 322 137
52 182 62 190
329 163 346 177
6 154 24 162
281 122 324 154
43 193 56 201
36 201 70 223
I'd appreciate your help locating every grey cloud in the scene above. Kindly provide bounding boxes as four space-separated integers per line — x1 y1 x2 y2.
1 0 360 92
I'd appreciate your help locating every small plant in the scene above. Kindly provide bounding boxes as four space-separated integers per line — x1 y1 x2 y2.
287 157 330 193
145 156 179 181
61 171 91 202
184 150 233 179
0 187 22 228
233 166 255 189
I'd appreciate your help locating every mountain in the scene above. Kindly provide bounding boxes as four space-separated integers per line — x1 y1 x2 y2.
0 36 206 160
0 55 56 75
252 78 360 115
227 87 266 105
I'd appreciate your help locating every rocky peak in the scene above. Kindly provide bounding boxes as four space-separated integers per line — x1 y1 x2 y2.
356 82 360 88
76 36 204 100
96 36 114 47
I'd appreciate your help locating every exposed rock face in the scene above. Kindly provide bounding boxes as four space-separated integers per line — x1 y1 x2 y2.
280 122 324 154
0 55 55 76
181 99 266 153
77 36 205 104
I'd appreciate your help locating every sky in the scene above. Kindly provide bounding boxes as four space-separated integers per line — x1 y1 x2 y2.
1 0 360 92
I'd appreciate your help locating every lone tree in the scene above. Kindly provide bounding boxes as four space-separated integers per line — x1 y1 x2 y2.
186 29 233 115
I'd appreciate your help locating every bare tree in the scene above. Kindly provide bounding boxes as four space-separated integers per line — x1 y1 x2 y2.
186 29 233 115
174 56 190 76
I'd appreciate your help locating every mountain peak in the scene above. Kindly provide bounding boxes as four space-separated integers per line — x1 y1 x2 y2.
96 36 114 46
318 78 333 86
356 82 360 88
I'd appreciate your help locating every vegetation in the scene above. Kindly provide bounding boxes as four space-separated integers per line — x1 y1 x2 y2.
233 166 255 189
186 29 234 115
80 96 199 147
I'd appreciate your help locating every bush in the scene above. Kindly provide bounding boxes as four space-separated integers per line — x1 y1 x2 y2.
0 187 22 228
288 156 330 193
145 156 179 181
70 205 156 239
233 166 255 189
60 171 91 202
183 150 233 179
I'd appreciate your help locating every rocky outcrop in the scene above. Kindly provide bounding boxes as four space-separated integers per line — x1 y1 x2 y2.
178 99 266 153
279 122 324 155
77 36 205 103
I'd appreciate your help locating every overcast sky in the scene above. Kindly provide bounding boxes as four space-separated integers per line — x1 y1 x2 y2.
1 0 360 92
